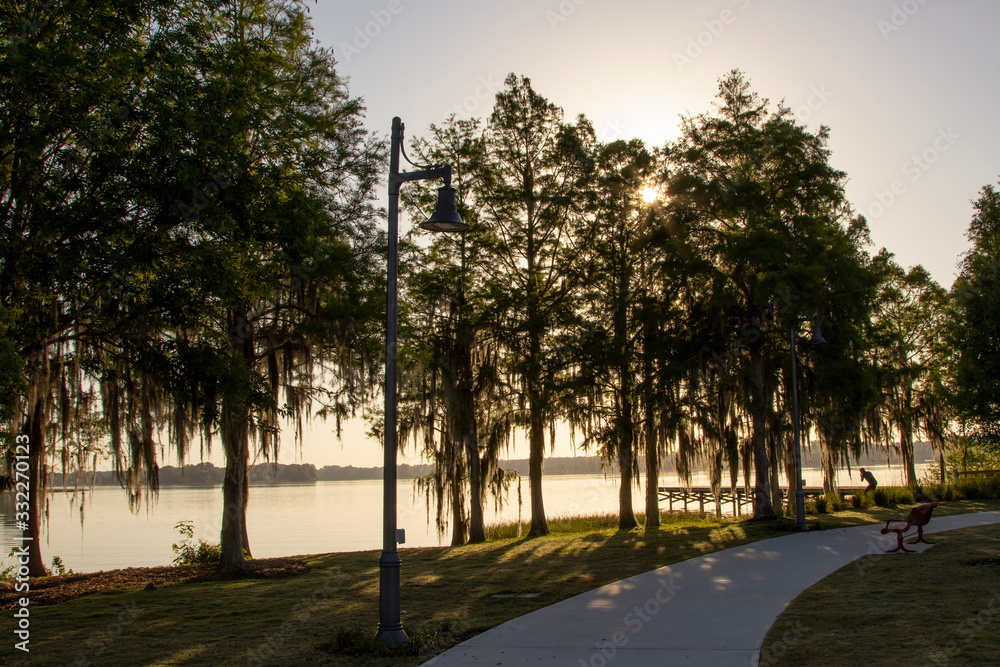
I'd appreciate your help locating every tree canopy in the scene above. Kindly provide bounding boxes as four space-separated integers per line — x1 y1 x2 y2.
3 11 996 572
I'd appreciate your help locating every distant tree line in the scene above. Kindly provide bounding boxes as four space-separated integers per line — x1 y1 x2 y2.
44 456 624 486
45 442 939 489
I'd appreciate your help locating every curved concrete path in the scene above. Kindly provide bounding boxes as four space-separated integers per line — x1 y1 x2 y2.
424 511 1000 666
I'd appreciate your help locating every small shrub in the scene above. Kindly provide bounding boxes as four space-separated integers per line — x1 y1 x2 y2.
925 482 958 501
1 550 75 578
953 474 1000 500
50 555 73 576
814 495 828 514
871 488 890 506
824 492 847 512
320 623 463 658
0 547 17 580
955 477 983 500
879 486 915 505
171 520 222 565
852 489 877 507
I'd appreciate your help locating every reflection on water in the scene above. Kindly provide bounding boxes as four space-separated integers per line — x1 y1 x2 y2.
0 462 933 573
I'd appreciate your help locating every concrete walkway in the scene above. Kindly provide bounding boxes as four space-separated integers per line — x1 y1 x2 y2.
425 511 1000 666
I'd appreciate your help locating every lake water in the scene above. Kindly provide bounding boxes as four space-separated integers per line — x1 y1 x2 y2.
0 461 934 574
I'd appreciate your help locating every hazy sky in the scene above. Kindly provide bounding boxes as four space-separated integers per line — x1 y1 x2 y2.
254 0 1000 470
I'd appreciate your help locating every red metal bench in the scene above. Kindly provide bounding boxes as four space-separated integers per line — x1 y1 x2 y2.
880 502 937 553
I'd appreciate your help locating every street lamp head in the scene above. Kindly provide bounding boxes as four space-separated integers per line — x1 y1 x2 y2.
420 184 469 232
809 321 828 345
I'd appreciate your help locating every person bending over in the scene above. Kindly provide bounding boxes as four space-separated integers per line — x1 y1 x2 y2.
859 467 878 491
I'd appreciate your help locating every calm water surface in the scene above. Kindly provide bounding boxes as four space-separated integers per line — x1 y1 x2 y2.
0 462 932 573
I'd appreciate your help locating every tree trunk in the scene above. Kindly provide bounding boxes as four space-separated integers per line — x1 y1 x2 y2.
750 349 776 519
450 442 468 546
526 278 548 536
767 413 783 515
617 409 637 530
219 309 254 572
642 314 659 528
617 382 637 530
220 391 250 571
241 471 252 559
783 433 797 518
465 419 486 543
899 386 917 486
455 321 485 543
643 400 659 528
527 392 548 537
820 433 838 495
24 393 47 577
614 261 637 530
901 425 917 486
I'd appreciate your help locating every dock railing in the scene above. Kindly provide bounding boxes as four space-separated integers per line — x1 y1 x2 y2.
657 486 851 517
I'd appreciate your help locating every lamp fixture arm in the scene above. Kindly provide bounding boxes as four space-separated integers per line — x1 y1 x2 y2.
389 116 453 195
391 165 453 190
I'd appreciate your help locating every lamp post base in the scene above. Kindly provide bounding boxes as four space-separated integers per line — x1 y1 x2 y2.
795 489 808 532
376 551 407 647
375 626 409 647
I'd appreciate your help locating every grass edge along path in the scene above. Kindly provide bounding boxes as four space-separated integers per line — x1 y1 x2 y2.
5 499 1000 666
759 516 1000 667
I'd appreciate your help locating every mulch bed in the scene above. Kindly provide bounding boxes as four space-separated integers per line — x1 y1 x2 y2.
0 557 309 609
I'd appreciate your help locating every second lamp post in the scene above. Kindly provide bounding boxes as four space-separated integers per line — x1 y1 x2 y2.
789 321 826 532
378 116 469 647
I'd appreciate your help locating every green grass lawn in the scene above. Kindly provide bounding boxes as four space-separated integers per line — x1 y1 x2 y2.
8 500 1000 666
761 508 1000 667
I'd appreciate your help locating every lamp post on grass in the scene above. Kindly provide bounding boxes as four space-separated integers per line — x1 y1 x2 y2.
378 116 469 647
790 321 827 532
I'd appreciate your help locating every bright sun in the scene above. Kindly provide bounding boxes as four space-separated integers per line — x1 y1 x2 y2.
640 186 659 203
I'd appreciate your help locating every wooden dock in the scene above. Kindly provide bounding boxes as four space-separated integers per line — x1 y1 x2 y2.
657 486 850 516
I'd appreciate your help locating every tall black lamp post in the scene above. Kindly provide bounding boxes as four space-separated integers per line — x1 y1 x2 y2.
378 117 468 647
790 321 826 532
